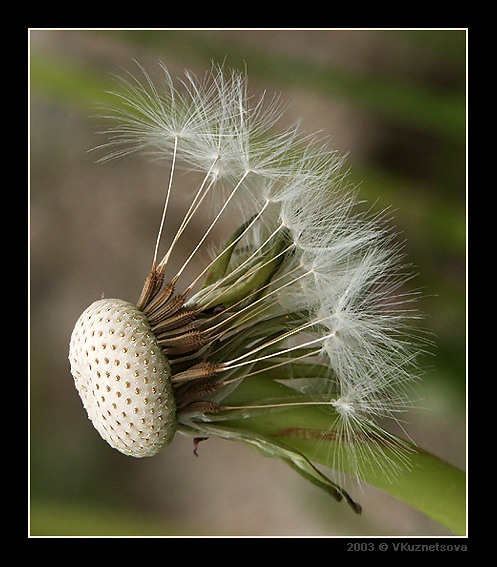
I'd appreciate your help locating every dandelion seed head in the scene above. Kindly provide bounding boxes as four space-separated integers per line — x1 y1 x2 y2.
71 63 429 511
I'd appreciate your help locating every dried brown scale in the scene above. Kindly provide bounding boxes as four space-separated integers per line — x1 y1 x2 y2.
175 380 219 412
146 293 186 322
142 282 176 317
179 401 220 415
171 361 221 383
136 265 166 311
159 329 208 356
135 269 224 417
150 308 197 334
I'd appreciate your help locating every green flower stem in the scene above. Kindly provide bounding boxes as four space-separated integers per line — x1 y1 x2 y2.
219 376 466 534
279 430 466 535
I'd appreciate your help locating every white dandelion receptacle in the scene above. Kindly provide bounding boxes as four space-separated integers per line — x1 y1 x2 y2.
68 64 426 514
69 299 177 457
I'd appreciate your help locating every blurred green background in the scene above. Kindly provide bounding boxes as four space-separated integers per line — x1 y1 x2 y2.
29 29 466 536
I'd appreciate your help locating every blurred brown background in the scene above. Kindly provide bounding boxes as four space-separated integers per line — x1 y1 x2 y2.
30 29 466 536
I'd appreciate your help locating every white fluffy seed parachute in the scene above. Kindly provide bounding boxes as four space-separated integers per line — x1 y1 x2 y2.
69 63 429 513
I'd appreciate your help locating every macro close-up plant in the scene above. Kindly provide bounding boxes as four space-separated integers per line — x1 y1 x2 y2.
30 29 466 537
68 63 464 530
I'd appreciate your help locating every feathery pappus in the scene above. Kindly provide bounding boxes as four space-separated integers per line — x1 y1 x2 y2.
69 63 428 513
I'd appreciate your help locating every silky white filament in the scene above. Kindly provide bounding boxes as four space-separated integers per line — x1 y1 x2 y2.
83 62 429 495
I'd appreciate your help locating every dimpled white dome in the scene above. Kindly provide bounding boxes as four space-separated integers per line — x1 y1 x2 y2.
69 298 177 457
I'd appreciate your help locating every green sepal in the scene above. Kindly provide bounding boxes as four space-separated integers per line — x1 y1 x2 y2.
198 226 289 309
179 421 362 514
201 216 257 289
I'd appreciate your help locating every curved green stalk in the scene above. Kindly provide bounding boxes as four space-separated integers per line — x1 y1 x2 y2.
274 425 466 534
208 376 466 534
